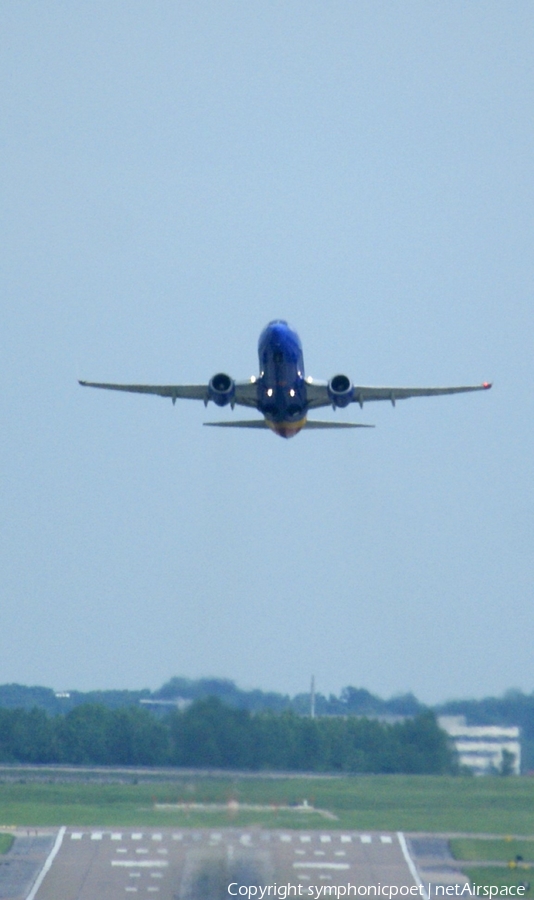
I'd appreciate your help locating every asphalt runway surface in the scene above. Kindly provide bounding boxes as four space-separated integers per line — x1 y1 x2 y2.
7 827 440 900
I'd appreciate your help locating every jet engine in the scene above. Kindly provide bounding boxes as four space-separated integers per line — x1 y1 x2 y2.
208 372 235 407
327 374 354 408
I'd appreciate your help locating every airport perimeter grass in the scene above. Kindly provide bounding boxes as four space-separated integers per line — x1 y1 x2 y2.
0 775 533 832
451 840 534 862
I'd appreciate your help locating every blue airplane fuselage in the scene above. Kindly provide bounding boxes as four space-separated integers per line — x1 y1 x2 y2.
256 320 308 437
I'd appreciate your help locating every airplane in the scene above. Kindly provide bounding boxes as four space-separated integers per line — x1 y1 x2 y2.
79 319 492 439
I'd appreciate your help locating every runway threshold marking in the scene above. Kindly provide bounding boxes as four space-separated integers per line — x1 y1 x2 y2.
111 861 168 868
293 862 350 870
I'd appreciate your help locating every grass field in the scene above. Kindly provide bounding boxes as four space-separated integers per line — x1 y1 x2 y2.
463 869 533 898
0 775 533 832
451 840 534 862
0 834 14 854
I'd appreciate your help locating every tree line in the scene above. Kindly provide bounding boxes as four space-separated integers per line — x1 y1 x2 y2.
0 699 454 773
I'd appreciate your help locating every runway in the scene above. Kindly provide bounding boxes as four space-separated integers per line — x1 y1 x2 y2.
25 827 428 900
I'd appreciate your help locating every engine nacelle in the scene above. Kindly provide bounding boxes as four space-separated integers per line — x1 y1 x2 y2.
328 374 354 408
208 372 235 407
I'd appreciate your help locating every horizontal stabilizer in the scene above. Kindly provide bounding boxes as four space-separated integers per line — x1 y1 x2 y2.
204 420 269 428
303 420 374 429
204 419 374 429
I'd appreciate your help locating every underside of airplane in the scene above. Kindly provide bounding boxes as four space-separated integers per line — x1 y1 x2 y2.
79 320 491 439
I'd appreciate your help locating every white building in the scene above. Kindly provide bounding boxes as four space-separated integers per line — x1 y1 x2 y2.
438 715 521 775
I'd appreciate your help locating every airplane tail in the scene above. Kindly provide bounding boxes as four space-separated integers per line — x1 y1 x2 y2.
204 420 374 429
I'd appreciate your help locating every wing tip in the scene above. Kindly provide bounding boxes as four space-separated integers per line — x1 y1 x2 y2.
483 381 492 390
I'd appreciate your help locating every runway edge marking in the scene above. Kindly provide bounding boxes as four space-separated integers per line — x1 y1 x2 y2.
25 825 66 900
397 832 429 900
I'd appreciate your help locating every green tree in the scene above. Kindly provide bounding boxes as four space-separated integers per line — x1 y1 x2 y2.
56 704 112 764
106 707 169 765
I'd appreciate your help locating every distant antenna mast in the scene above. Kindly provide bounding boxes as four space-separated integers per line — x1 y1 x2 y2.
310 675 316 719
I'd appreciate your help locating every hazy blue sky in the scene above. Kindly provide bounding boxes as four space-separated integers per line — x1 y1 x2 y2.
1 3 532 704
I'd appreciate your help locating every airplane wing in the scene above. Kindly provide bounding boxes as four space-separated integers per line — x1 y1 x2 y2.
204 419 374 429
78 380 260 409
306 380 492 409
